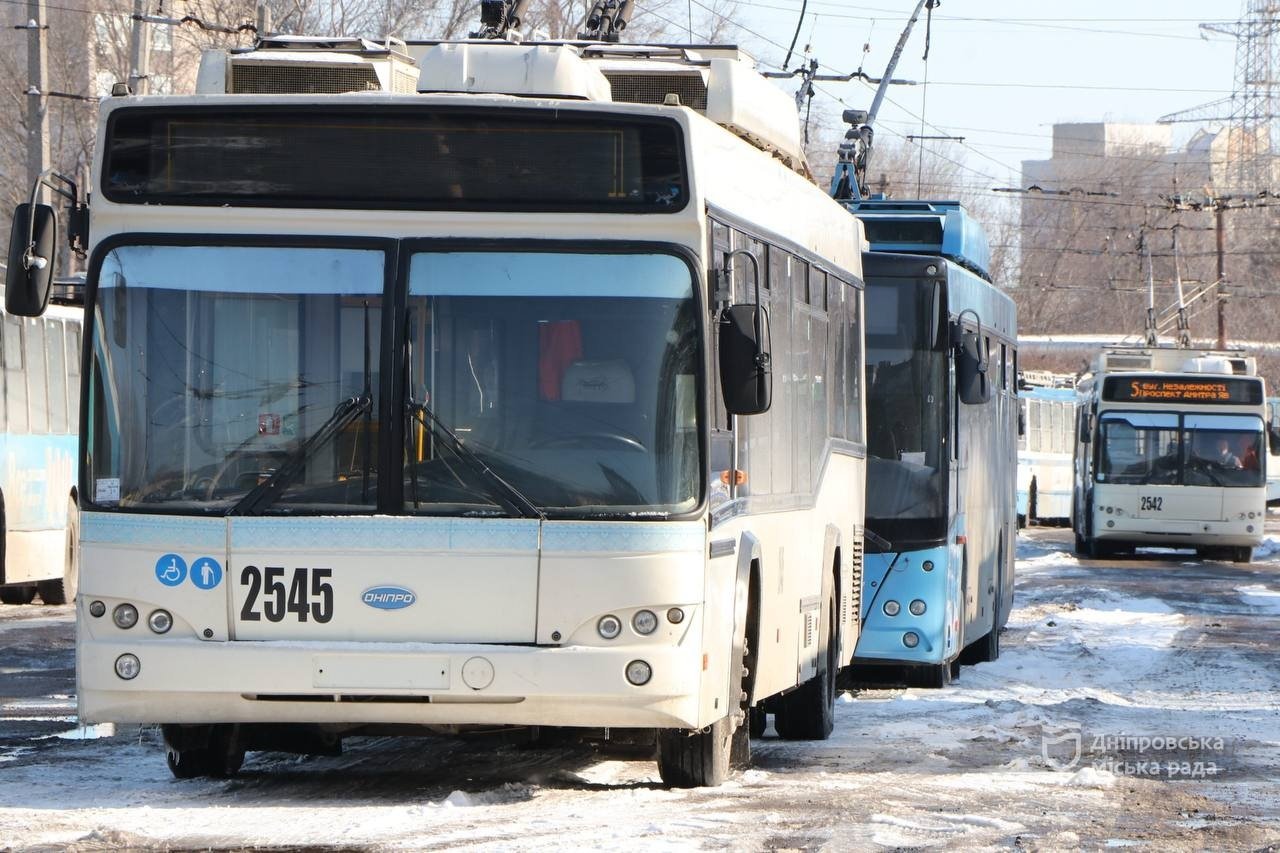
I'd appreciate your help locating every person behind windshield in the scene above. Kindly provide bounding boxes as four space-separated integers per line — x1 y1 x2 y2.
1237 434 1259 471
1214 437 1243 469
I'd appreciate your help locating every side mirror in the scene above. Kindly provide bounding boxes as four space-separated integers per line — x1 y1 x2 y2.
1269 426 1280 456
5 203 58 317
719 304 772 416
1017 406 1026 437
955 330 989 405
1079 409 1092 444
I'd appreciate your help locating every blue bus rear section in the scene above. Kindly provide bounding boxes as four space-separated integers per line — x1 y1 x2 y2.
847 200 1017 676
0 434 76 532
1 304 81 597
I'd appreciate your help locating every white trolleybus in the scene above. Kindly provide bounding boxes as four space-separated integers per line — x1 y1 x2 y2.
4 35 869 787
0 278 81 606
1072 346 1271 562
1016 371 1077 526
839 200 1017 688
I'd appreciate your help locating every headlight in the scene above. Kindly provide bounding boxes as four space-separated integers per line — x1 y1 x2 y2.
883 600 901 617
147 609 173 634
597 615 622 640
632 610 658 635
112 603 138 630
625 660 652 686
909 599 926 616
114 654 141 680
903 632 920 648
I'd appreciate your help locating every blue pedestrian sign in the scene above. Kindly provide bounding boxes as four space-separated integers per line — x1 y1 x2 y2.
155 554 187 587
190 557 223 590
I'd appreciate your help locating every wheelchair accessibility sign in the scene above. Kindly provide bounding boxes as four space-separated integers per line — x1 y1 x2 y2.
154 554 222 589
155 554 187 587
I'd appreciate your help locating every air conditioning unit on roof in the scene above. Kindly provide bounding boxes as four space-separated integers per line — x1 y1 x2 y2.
197 36 420 95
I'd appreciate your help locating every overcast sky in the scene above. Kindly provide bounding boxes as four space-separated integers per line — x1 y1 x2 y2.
660 0 1246 192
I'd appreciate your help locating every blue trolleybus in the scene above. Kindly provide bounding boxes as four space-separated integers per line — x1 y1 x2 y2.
842 201 1017 687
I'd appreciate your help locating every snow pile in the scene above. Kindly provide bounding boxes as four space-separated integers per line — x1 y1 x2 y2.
1236 584 1280 613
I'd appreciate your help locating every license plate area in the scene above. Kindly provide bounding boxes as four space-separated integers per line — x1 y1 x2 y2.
313 654 451 690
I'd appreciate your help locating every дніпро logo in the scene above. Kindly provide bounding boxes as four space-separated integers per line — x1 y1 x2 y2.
362 586 416 610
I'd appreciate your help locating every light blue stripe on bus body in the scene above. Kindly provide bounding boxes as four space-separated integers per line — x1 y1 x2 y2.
80 513 225 550
541 521 704 554
79 514 702 554
229 516 539 552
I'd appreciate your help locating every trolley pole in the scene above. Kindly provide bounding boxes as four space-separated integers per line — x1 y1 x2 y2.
24 0 50 200
128 0 150 94
1215 203 1226 350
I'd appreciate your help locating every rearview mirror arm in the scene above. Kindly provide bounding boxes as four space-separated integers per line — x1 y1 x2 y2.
24 170 87 267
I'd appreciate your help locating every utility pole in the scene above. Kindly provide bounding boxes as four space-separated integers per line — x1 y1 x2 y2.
128 0 150 94
1215 204 1227 349
23 0 49 199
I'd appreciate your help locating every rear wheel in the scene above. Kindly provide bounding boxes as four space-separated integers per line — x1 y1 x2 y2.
38 498 79 606
0 585 37 605
772 592 837 740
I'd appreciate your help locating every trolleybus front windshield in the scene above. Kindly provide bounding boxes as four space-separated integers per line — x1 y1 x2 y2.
403 251 700 516
863 277 947 544
85 245 701 516
1098 412 1264 488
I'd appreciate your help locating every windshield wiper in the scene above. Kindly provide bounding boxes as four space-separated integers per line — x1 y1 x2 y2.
405 401 544 520
228 394 373 516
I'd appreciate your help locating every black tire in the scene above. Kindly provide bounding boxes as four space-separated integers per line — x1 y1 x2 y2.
39 498 79 605
1233 546 1253 564
163 725 244 780
772 593 837 740
1073 531 1088 556
0 585 37 605
656 714 733 788
906 662 952 689
657 602 754 788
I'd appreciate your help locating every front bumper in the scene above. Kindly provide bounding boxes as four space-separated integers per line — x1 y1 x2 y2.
79 638 704 729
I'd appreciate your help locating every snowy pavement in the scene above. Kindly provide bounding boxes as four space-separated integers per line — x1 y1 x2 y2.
2 529 1279 850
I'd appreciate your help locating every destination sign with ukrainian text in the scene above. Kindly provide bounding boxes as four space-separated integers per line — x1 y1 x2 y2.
1102 375 1263 405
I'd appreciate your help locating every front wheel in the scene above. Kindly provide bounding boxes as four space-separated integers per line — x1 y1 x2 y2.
656 715 733 788
1233 546 1253 564
163 725 245 780
906 662 952 689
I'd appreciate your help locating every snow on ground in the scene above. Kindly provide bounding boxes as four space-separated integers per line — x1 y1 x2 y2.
1 530 1278 850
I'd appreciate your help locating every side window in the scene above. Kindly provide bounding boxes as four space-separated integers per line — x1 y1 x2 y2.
766 243 785 296
4 314 27 433
845 284 864 444
1000 344 1008 390
46 319 68 434
67 322 82 429
830 280 845 440
811 269 828 311
25 318 49 433
710 220 731 307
